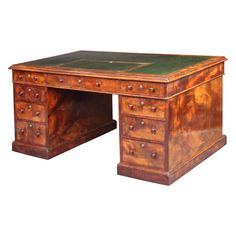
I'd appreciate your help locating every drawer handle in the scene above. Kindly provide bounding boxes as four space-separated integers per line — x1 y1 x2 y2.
20 128 25 134
151 106 157 112
151 152 157 158
59 78 64 83
149 87 155 93
140 101 145 106
129 125 134 130
127 85 133 91
35 130 41 137
139 84 144 89
19 91 24 96
96 82 102 87
129 149 135 156
35 93 40 99
18 75 23 80
140 120 145 126
28 104 32 109
20 108 25 114
34 76 38 81
78 79 82 84
28 88 32 92
128 104 134 110
28 123 33 128
35 111 40 116
151 128 157 134
140 143 145 148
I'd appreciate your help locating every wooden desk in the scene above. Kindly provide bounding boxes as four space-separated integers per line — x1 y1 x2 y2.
10 51 227 185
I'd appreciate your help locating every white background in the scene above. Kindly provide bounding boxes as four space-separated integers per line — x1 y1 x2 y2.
0 0 235 235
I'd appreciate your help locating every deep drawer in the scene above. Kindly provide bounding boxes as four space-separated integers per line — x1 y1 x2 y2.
15 121 46 146
121 138 165 169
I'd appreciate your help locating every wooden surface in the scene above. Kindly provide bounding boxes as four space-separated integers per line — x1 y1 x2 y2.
10 50 227 184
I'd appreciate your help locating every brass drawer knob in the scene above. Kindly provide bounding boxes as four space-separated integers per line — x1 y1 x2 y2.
140 101 145 106
28 104 32 109
129 149 135 155
127 85 133 91
151 152 157 158
140 143 145 148
78 79 82 84
35 130 41 137
35 93 40 98
139 84 144 89
20 108 25 113
19 91 24 96
20 128 25 134
140 120 145 125
151 128 157 134
59 78 64 83
28 88 32 92
18 75 23 80
35 111 40 116
151 106 157 112
34 76 38 81
128 104 134 110
28 123 33 128
129 125 134 130
149 87 155 93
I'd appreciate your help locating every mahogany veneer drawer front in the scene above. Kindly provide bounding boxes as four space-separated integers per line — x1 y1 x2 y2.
14 71 45 84
14 84 46 103
122 138 165 169
120 96 166 120
15 101 46 122
121 116 165 142
46 74 118 93
119 80 165 98
15 121 46 146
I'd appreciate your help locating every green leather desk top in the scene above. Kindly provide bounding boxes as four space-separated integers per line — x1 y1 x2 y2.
10 51 226 82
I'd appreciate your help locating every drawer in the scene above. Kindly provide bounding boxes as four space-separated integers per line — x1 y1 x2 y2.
13 71 45 84
15 121 46 146
119 81 165 97
122 138 165 169
120 96 166 120
14 84 46 103
73 77 118 93
46 74 118 93
15 101 46 122
121 116 165 142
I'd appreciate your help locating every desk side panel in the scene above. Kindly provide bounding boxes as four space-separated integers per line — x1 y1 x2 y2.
168 76 224 173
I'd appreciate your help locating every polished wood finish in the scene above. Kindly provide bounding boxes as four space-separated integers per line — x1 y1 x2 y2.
10 50 227 185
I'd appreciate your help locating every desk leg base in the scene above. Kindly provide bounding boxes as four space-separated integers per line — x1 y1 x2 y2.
12 120 117 159
117 135 226 185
